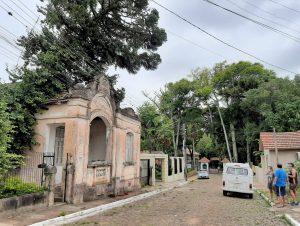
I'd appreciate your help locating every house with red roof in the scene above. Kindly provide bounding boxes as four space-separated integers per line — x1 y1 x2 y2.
260 131 300 173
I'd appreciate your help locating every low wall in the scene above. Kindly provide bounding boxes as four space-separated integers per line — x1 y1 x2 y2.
166 157 185 183
0 191 48 212
254 166 266 186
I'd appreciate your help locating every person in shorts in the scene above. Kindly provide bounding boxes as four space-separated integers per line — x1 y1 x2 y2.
273 163 287 208
266 166 275 202
288 163 299 206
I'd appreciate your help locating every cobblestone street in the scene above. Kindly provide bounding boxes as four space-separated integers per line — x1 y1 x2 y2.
68 174 287 226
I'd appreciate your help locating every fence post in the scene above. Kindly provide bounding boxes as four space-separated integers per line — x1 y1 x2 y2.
44 165 57 207
65 163 75 203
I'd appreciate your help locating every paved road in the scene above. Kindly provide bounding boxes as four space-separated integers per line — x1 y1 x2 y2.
68 174 287 226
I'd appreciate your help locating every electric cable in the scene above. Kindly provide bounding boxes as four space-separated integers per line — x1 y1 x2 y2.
204 0 300 43
150 0 298 75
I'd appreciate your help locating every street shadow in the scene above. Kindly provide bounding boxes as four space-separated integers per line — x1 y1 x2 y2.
224 192 253 199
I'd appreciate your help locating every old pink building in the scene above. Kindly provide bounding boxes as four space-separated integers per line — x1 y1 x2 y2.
32 75 141 204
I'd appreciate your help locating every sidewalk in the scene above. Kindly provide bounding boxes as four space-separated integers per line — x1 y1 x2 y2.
0 177 195 226
254 177 300 226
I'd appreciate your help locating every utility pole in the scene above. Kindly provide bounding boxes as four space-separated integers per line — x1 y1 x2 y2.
182 123 187 181
273 127 278 164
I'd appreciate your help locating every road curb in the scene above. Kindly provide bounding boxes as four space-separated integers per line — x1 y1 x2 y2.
30 181 188 226
255 189 273 206
255 189 300 226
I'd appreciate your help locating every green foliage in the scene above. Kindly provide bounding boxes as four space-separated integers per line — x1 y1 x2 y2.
138 102 173 153
197 133 217 157
140 61 300 164
293 160 300 174
0 92 23 176
0 177 44 199
5 0 166 153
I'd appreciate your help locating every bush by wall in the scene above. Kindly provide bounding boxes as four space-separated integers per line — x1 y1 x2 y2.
0 177 45 199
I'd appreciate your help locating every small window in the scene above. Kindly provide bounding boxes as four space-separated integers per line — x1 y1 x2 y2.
126 132 134 162
54 126 65 165
174 159 178 174
226 167 248 175
179 159 182 173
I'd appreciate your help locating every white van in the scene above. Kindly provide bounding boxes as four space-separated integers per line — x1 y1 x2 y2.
222 163 253 198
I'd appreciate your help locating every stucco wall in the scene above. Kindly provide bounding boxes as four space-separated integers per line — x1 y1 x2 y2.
32 92 141 203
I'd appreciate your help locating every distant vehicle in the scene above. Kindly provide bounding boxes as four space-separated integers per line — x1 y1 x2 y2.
198 169 209 179
222 163 253 198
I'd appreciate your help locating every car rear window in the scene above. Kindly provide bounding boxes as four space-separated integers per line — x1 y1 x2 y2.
226 167 248 175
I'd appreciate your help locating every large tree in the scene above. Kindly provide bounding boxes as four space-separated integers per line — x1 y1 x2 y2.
7 0 167 153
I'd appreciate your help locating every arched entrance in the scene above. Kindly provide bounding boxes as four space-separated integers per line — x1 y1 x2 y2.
89 117 107 164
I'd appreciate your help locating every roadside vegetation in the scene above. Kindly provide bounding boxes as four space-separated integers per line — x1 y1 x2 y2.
139 61 300 164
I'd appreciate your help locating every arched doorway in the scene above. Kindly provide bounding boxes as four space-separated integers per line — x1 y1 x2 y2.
89 117 107 164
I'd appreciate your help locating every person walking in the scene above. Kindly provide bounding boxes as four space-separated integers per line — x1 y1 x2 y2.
273 163 287 208
266 166 275 202
288 163 299 206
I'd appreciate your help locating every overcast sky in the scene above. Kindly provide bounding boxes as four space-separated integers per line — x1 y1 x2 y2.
0 0 300 109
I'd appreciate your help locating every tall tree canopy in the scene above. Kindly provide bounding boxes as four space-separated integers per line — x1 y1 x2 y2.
6 0 167 153
140 61 300 165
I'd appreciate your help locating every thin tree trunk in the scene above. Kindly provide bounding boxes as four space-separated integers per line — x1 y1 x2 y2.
230 122 238 162
214 94 232 162
174 118 181 157
192 139 195 169
246 139 251 164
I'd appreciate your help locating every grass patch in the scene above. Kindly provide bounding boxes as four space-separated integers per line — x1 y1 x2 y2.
187 170 197 178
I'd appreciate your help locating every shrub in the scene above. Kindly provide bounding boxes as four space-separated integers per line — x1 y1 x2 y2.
187 170 198 177
0 177 44 199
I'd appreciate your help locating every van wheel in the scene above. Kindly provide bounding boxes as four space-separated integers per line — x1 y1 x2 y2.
248 194 253 199
223 191 227 196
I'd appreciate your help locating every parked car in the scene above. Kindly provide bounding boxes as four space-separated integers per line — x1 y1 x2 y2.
198 169 209 179
222 163 253 198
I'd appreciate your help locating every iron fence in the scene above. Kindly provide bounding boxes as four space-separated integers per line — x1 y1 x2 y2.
0 151 45 199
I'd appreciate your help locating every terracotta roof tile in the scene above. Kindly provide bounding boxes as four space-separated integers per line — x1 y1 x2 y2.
199 157 210 163
260 131 300 150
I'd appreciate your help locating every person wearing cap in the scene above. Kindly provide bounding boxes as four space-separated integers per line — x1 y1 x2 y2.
273 163 287 208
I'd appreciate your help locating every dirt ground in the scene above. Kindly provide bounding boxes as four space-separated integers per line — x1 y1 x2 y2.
68 174 287 226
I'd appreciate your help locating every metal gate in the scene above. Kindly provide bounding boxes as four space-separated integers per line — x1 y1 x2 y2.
140 159 150 186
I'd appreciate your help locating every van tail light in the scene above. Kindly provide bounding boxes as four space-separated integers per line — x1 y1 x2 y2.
223 181 225 187
249 184 252 189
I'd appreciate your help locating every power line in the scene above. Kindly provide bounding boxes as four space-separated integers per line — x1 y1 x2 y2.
242 0 300 29
0 4 29 28
0 34 22 51
268 0 300 14
0 0 34 27
0 25 18 39
166 29 227 60
225 0 300 35
0 51 18 61
15 0 39 18
204 0 300 43
9 0 37 22
150 0 298 75
0 43 20 58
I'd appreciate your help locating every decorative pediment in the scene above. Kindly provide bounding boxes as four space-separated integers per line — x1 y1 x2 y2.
70 74 111 100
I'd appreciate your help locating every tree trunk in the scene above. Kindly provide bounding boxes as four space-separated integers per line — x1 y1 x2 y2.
246 139 251 164
192 139 195 169
214 94 232 162
174 118 181 157
230 122 238 162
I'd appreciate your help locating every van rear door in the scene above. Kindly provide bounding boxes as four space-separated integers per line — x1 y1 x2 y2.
226 167 250 192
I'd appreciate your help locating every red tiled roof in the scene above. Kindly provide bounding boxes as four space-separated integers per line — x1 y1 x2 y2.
260 131 300 150
199 157 210 163
210 157 220 161
222 158 230 163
